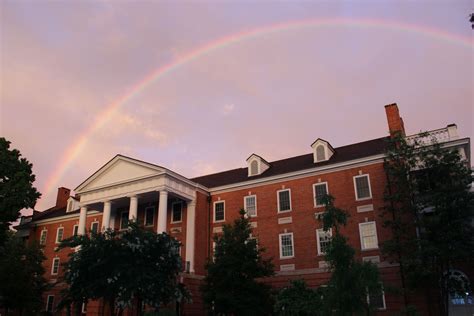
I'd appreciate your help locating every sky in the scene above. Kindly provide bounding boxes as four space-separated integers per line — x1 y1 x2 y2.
1 0 473 212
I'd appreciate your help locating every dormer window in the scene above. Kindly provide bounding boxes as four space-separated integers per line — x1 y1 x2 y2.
66 197 79 213
311 138 335 163
246 154 270 177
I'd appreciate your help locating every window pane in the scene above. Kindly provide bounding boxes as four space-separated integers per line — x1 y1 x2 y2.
172 203 182 222
40 231 47 245
215 202 224 221
145 207 155 226
120 212 129 229
317 229 331 254
250 160 258 175
279 190 291 211
73 226 78 236
315 184 328 206
316 145 325 161
91 223 98 234
360 223 378 249
56 228 63 242
280 234 293 257
356 176 371 199
245 196 256 216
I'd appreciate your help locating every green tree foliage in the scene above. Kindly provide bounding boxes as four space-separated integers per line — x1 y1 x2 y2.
274 280 322 316
0 231 48 315
58 223 185 316
319 195 383 315
202 209 274 315
0 137 41 244
382 133 474 315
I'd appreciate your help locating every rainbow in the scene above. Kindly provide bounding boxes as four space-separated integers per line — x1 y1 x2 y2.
38 17 473 210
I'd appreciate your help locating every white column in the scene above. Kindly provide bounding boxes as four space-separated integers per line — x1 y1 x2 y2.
157 191 168 234
185 200 196 273
102 201 112 231
78 206 87 235
129 195 138 222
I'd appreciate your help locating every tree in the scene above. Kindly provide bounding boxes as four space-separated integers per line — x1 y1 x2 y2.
319 195 383 315
202 209 274 315
0 137 41 244
274 279 322 316
382 133 474 315
0 231 48 315
58 223 185 316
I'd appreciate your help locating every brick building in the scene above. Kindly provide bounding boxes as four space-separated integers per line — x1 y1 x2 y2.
15 104 472 315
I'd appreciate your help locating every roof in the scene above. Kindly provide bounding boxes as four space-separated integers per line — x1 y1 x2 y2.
191 137 389 188
32 206 79 222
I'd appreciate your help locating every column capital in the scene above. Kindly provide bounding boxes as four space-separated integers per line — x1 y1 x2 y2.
187 200 197 207
159 190 169 196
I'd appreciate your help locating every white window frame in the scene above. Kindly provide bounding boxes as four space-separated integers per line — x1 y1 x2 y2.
40 229 47 245
313 182 329 208
51 257 60 275
46 295 54 312
366 284 386 310
90 221 99 234
55 227 64 244
81 301 87 314
171 202 183 223
316 228 332 255
73 225 78 236
279 232 295 259
353 174 373 201
120 210 129 230
359 222 379 250
277 189 292 213
144 206 155 226
244 195 257 217
213 201 225 223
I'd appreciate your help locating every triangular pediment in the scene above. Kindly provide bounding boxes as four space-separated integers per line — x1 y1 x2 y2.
75 155 165 193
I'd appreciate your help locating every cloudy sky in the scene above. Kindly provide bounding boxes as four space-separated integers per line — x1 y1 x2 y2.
1 0 472 211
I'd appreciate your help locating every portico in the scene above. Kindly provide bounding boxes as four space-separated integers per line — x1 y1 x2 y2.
74 155 202 273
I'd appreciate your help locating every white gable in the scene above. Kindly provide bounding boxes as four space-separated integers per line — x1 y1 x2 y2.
76 156 165 193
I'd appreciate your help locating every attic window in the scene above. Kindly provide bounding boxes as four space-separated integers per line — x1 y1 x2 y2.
311 139 335 163
246 154 270 177
67 201 73 212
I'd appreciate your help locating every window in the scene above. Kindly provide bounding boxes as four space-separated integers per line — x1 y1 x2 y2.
313 182 328 207
244 195 257 217
354 174 372 200
40 230 47 245
367 285 386 310
250 160 258 175
279 233 294 258
316 228 332 255
51 257 60 275
359 222 379 250
55 227 64 243
120 211 129 230
73 225 78 236
144 206 155 226
81 302 87 314
46 295 54 312
316 145 325 161
171 202 182 223
90 221 99 234
214 201 225 222
67 200 73 212
277 189 291 212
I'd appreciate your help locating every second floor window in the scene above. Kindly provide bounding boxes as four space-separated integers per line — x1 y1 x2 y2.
359 222 379 250
145 206 155 226
51 257 60 275
313 182 328 207
354 175 372 200
279 233 294 258
244 195 257 217
316 228 332 255
277 189 291 212
172 202 182 223
214 201 225 222
56 227 64 243
40 230 47 245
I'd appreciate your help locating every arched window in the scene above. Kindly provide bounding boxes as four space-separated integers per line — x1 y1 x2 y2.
250 160 259 175
316 145 326 161
67 200 73 212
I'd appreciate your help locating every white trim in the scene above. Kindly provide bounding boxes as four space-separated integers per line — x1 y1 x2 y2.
171 202 183 223
313 182 329 208
279 232 295 259
34 210 101 225
316 228 332 255
51 257 60 275
359 222 379 250
81 302 87 314
144 206 156 226
244 195 257 217
277 189 292 213
46 295 54 312
90 221 99 233
55 227 64 244
213 201 225 223
40 229 47 245
353 174 373 201
119 210 129 230
73 225 79 236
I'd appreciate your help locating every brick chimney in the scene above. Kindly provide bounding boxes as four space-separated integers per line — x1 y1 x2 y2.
385 103 406 137
55 187 71 209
